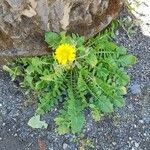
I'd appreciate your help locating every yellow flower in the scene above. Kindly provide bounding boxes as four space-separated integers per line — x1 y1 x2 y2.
55 44 76 65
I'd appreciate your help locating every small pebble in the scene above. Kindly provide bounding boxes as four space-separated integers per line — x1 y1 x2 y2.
116 30 119 36
130 83 141 94
30 134 34 137
143 133 146 136
63 143 69 150
112 142 117 146
0 103 2 107
139 120 144 124
0 137 2 141
135 142 139 147
129 137 132 140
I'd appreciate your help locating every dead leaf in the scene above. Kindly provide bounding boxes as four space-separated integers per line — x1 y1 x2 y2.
38 139 46 150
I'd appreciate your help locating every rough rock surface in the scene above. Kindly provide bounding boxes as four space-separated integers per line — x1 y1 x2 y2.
0 0 123 58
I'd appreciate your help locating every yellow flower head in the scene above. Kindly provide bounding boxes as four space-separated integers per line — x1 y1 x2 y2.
55 44 76 65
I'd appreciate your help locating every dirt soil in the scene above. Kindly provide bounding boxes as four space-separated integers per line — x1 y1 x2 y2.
0 12 150 150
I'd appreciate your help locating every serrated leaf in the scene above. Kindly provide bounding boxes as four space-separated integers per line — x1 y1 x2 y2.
67 87 85 134
116 69 130 86
40 75 54 81
54 117 70 135
28 115 48 129
116 46 127 55
60 31 73 44
98 96 113 113
35 80 46 90
24 76 34 88
56 125 70 135
3 65 21 80
3 65 13 74
118 86 127 95
91 106 101 122
71 112 85 134
72 34 85 48
87 53 98 67
113 97 125 108
26 65 35 74
118 55 137 67
45 32 61 49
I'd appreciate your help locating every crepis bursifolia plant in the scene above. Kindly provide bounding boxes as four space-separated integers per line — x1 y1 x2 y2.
4 31 137 134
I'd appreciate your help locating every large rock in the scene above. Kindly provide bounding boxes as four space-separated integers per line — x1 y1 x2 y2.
0 0 123 58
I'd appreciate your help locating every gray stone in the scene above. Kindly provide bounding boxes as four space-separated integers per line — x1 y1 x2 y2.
134 142 139 148
130 83 141 94
63 143 69 150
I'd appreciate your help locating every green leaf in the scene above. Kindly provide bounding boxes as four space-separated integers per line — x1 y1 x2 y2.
89 105 101 122
56 124 70 135
26 65 35 74
67 88 85 134
55 86 85 134
24 76 34 88
28 115 48 129
36 90 60 114
60 32 73 44
35 80 46 91
113 97 125 108
117 86 127 95
45 32 61 49
3 65 14 74
54 117 70 135
116 70 130 86
72 34 85 48
116 46 127 55
118 55 137 67
98 96 113 113
40 74 54 81
87 53 98 67
71 112 85 134
3 65 21 80
96 66 109 81
92 109 101 122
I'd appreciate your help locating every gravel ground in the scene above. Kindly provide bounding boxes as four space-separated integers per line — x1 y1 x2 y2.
0 12 150 150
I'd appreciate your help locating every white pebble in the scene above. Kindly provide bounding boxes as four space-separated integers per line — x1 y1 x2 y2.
63 143 68 150
139 120 144 124
135 142 140 147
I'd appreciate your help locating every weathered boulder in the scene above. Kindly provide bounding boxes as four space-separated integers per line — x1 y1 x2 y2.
0 0 123 58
